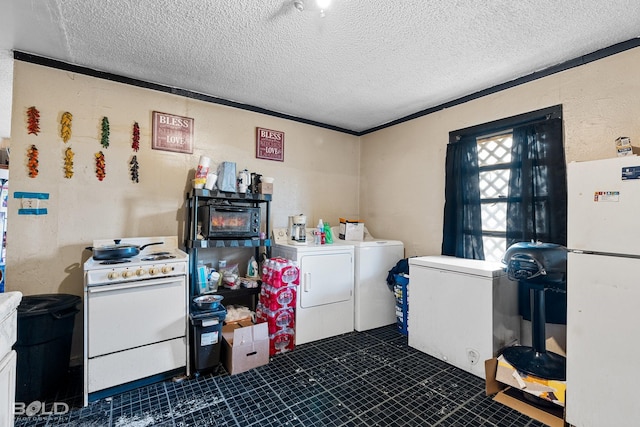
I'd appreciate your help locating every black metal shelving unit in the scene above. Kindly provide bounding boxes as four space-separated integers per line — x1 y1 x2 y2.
185 189 272 309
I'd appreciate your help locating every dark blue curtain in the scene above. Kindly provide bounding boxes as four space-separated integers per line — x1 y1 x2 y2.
442 115 566 261
506 118 567 246
441 135 484 259
507 117 567 324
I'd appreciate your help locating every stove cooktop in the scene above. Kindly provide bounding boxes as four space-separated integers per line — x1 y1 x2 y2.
140 252 176 261
84 236 189 286
84 248 187 270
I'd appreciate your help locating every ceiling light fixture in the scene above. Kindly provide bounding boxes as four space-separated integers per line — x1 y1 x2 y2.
293 0 332 17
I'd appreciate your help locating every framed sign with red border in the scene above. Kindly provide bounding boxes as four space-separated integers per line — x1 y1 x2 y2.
256 127 284 162
152 111 194 154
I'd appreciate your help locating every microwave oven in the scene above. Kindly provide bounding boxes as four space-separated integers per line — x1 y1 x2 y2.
198 205 261 239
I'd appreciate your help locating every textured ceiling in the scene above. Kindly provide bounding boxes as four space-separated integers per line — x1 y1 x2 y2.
1 0 639 134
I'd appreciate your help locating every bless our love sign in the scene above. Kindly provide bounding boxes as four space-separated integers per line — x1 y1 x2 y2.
256 127 284 162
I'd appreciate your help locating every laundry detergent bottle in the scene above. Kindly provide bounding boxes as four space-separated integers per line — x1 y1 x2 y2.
324 221 333 244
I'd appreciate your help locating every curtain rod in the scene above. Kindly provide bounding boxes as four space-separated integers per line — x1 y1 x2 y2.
449 105 562 144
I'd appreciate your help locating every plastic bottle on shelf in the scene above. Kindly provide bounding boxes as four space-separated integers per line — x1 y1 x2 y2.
247 256 259 278
196 261 208 294
316 219 325 245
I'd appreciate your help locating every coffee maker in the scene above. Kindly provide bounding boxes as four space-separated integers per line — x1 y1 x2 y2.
288 215 307 245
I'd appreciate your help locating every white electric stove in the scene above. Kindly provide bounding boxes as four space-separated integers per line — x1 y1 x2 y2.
83 236 189 406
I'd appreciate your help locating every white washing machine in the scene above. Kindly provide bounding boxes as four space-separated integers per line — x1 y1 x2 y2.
335 228 404 331
272 228 355 345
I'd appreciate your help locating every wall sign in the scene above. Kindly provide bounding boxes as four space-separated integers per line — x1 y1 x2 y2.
152 111 194 154
256 127 284 162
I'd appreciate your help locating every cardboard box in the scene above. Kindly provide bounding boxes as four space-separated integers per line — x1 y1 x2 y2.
495 355 566 407
221 320 269 375
258 183 273 194
339 218 364 241
615 136 640 157
485 358 567 427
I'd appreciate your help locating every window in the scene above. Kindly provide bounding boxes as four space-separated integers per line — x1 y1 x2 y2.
477 132 512 262
442 105 566 261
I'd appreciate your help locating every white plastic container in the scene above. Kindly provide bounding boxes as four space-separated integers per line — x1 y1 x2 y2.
205 173 217 190
196 156 211 179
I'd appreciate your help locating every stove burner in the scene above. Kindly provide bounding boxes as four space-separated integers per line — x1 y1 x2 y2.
141 254 177 261
100 259 132 265
149 251 171 256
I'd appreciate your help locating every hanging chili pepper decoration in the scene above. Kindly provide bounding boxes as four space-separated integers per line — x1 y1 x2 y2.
100 117 110 148
60 112 73 143
132 122 140 152
64 147 74 178
130 155 139 183
27 106 40 135
27 145 39 178
95 151 106 181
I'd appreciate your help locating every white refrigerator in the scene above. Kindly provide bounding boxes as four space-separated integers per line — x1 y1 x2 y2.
566 156 640 426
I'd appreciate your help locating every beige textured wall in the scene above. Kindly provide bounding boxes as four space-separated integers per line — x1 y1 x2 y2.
361 47 640 257
6 61 360 297
6 47 640 361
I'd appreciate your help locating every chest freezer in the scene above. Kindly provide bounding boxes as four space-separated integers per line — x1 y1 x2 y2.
408 256 520 378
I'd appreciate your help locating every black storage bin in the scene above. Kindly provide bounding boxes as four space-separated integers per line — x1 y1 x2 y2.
190 307 226 374
14 294 81 402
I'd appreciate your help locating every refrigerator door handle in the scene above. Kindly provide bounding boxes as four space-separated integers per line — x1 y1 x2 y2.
569 249 640 259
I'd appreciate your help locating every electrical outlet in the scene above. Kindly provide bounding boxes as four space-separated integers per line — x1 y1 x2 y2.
22 198 39 209
467 349 480 365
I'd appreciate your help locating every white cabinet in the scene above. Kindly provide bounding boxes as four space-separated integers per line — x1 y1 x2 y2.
0 292 21 427
0 350 17 427
408 256 519 379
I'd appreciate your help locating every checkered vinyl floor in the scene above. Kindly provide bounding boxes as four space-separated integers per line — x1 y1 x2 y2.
14 325 548 426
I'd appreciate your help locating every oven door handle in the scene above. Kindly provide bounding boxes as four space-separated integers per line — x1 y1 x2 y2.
88 277 182 293
209 206 246 212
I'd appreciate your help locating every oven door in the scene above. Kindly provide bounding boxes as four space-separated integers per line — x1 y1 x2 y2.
203 206 260 238
87 276 186 358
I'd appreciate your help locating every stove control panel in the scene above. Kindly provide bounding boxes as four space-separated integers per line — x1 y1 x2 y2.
85 261 188 286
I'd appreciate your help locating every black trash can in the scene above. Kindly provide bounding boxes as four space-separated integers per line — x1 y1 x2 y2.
190 306 226 374
14 294 81 403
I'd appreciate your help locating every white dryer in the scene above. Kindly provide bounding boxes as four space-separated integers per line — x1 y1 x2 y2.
272 228 355 345
336 228 404 331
